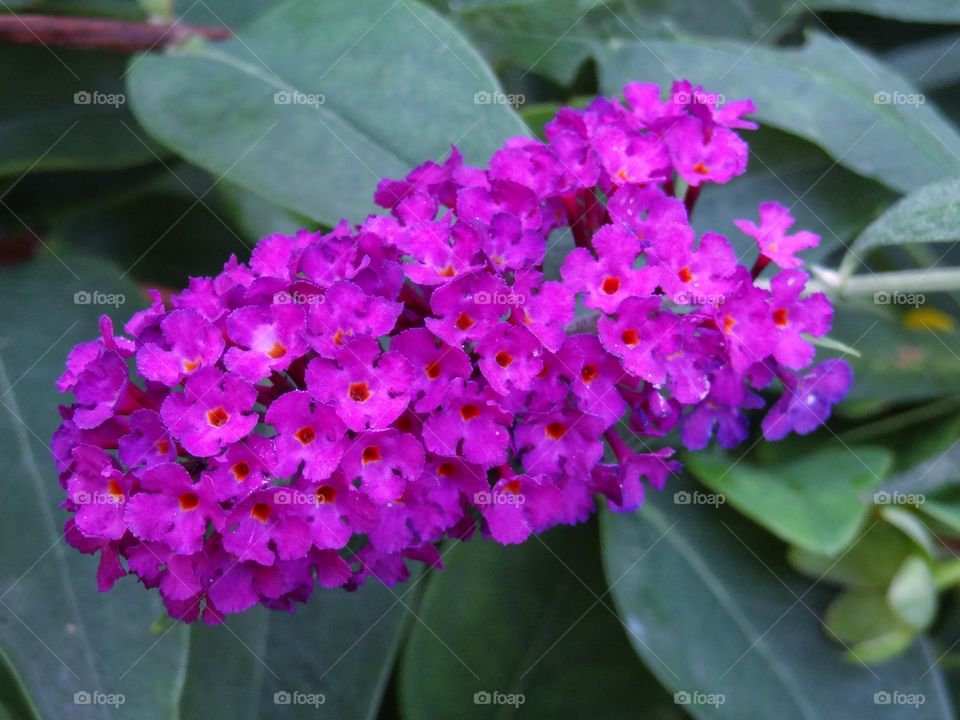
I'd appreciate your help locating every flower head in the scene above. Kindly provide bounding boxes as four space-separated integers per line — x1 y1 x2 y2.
53 79 849 623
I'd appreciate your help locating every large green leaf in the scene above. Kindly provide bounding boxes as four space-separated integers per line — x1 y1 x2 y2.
0 253 189 719
840 176 960 278
685 446 892 555
425 0 801 85
128 0 528 227
400 524 681 719
0 46 160 177
599 32 960 194
824 304 960 406
181 577 415 719
601 475 954 720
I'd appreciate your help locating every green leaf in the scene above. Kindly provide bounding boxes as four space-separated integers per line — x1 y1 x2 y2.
918 486 960 535
878 507 937 558
806 0 960 23
885 442 960 496
887 556 937 632
0 252 189 719
128 0 528 227
0 46 160 177
824 587 917 664
181 578 415 719
601 476 954 719
599 32 960 194
400 524 680 719
823 305 960 406
788 521 915 590
840 176 960 279
685 446 891 555
426 0 803 85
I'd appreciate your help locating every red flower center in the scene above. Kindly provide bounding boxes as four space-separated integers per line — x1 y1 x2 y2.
178 493 199 511
206 406 230 427
348 382 372 402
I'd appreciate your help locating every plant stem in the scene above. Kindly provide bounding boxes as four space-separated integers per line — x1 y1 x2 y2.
0 13 230 53
812 265 960 297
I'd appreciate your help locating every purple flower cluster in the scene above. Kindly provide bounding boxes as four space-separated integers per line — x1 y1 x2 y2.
54 80 851 623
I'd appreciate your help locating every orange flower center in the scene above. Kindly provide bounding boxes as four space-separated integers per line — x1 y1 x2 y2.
206 407 230 427
251 503 271 523
348 382 372 402
545 422 566 440
178 493 199 511
294 426 316 445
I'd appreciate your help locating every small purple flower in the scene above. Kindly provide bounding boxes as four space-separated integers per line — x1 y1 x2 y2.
222 488 313 566
598 297 712 404
340 429 425 504
480 475 564 545
160 367 259 457
305 280 402 358
767 269 833 370
477 325 544 396
734 202 819 269
422 380 513 468
118 409 177 469
426 271 510 345
65 445 130 540
124 463 221 554
514 410 605 479
265 391 346 481
136 309 225 387
224 302 308 382
561 224 657 313
762 359 853 440
390 328 471 413
305 338 413 431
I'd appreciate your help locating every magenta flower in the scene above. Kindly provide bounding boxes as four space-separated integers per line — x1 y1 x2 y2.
160 367 259 457
265 391 345 481
124 463 221 554
561 224 657 313
53 79 851 624
734 201 820 269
